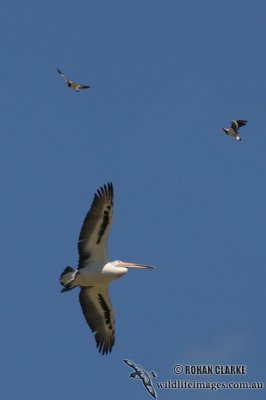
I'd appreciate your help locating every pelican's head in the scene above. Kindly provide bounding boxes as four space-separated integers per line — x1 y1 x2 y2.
236 135 241 141
112 260 155 271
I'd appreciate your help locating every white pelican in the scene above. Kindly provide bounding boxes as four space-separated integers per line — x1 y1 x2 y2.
60 183 155 355
57 67 90 92
220 120 248 141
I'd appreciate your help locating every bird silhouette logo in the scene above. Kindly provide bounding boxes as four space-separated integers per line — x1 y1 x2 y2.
123 359 157 399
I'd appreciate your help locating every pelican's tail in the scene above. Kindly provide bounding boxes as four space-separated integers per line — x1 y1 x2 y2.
60 266 78 292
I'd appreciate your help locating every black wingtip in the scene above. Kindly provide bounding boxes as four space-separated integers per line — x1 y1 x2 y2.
95 182 113 200
236 119 248 127
96 335 114 355
106 182 113 199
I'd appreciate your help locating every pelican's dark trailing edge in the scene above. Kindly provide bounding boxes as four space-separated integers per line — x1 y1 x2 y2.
59 182 155 355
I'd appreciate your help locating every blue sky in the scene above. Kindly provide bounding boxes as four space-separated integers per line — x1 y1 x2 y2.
0 1 265 399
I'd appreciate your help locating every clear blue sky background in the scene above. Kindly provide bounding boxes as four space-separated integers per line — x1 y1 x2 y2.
0 1 265 399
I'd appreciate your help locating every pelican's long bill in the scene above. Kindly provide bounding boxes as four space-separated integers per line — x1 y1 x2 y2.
60 182 156 355
118 261 155 269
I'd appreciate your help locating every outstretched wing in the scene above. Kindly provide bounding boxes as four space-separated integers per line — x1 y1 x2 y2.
57 67 68 82
231 120 247 131
79 84 90 89
141 372 157 398
79 285 115 355
143 382 157 399
123 359 139 372
78 183 113 267
236 120 247 129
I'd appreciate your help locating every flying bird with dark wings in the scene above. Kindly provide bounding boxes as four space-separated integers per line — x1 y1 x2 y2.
57 67 90 92
220 119 248 141
60 183 155 355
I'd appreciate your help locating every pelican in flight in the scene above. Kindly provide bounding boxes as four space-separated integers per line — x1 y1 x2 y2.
220 119 248 141
57 67 90 92
60 183 155 355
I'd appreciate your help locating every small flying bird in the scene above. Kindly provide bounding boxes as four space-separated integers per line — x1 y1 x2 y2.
57 67 90 92
220 120 248 141
124 359 157 399
60 183 155 355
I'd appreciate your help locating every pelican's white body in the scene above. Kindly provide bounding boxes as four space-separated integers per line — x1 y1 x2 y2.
76 262 128 286
59 183 155 354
